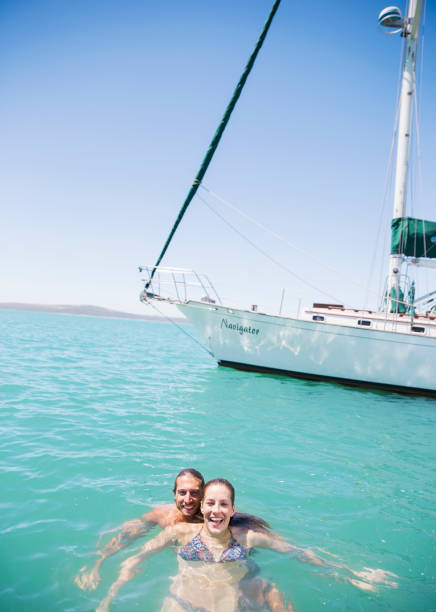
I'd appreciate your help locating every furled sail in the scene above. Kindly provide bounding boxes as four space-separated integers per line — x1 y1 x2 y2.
391 216 436 259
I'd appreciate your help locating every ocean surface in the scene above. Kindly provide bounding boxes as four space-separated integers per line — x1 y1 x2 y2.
1 309 435 612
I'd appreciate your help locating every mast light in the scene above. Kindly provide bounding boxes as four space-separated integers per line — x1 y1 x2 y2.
378 6 406 34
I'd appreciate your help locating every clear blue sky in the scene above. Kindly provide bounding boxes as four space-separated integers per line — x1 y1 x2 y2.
2 0 435 316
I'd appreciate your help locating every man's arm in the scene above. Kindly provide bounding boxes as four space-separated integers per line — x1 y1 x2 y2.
114 503 176 533
75 505 174 591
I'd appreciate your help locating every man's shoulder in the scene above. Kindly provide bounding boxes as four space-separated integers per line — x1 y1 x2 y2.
141 505 203 528
142 504 177 527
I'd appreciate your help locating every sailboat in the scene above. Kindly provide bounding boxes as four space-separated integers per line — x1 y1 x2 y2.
140 0 436 396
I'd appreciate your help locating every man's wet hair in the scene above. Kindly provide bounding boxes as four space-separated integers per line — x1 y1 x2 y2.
173 468 205 493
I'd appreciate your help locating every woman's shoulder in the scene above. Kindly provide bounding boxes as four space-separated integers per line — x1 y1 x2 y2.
231 525 278 550
230 525 251 547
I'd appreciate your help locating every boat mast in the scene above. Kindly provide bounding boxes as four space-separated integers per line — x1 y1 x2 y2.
385 0 422 311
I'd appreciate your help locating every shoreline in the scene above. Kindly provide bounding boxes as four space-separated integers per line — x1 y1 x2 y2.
0 302 187 323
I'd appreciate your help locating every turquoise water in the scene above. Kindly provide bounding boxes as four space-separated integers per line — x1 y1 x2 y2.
1 309 435 611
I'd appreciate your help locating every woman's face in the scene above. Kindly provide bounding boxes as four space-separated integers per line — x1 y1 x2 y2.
201 483 235 535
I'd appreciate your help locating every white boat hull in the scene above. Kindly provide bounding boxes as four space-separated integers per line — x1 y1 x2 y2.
177 301 436 396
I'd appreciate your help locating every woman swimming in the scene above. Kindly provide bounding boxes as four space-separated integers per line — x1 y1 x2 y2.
96 478 397 611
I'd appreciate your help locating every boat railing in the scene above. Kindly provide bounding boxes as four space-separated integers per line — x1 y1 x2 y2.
138 266 222 305
379 273 416 315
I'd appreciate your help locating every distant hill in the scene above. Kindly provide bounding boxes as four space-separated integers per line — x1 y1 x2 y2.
0 302 187 323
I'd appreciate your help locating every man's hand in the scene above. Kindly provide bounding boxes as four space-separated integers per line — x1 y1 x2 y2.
74 565 101 591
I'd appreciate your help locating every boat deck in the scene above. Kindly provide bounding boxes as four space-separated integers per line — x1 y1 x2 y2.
301 305 436 338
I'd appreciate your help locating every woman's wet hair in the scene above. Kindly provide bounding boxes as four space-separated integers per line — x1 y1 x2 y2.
173 468 205 493
203 478 271 532
230 512 270 532
203 478 235 503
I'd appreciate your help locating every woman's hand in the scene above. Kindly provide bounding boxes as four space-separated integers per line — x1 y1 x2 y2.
352 567 398 587
348 578 377 592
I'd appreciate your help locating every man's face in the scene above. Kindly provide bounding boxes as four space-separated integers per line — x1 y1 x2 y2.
174 474 203 518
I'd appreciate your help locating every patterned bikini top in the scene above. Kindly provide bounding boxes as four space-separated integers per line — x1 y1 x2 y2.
178 531 248 563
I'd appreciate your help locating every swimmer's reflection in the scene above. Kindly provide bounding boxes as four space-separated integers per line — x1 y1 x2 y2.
95 479 397 611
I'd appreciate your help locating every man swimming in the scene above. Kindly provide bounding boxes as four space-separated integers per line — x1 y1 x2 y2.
75 468 291 610
75 468 205 591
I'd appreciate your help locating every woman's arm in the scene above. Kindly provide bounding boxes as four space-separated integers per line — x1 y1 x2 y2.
245 529 326 565
244 530 397 591
75 506 173 591
95 525 179 611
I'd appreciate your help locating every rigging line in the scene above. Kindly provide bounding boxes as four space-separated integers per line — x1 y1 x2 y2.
409 0 424 218
145 300 215 358
374 33 407 303
201 184 377 298
145 0 282 288
197 193 343 305
367 107 398 306
414 8 426 214
413 97 422 217
418 0 426 120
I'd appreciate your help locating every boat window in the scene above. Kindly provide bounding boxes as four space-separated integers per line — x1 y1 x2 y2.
312 315 324 321
411 326 425 333
357 320 371 326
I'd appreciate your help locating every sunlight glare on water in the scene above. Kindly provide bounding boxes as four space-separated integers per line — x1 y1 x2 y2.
0 310 435 611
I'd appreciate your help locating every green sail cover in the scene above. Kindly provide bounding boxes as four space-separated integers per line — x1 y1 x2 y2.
391 216 436 259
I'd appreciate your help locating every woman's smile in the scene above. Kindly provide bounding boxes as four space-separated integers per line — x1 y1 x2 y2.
201 483 235 535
